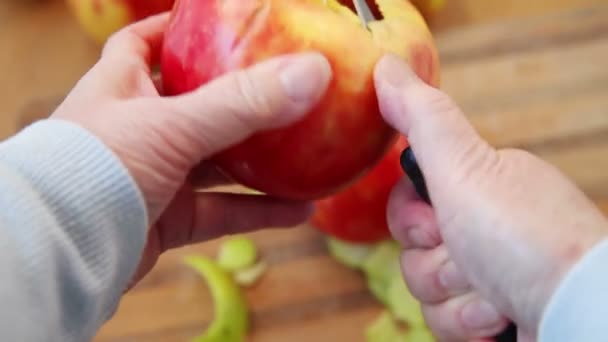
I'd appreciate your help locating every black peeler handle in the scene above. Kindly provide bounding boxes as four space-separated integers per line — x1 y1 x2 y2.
399 146 518 342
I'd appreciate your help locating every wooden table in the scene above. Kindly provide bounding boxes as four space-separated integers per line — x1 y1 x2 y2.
1 1 607 341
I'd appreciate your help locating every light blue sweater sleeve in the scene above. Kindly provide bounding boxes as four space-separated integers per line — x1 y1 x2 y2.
539 238 608 341
0 118 607 342
0 119 148 341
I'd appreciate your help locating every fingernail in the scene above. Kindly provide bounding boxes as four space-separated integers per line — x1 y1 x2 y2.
437 261 471 292
461 300 501 329
373 54 420 133
280 53 332 103
375 54 419 89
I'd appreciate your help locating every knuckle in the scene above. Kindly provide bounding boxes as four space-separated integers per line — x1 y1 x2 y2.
101 27 147 60
408 84 458 119
402 273 429 303
499 148 536 165
409 89 502 189
453 140 498 180
101 30 126 56
231 70 276 127
406 85 464 143
425 87 459 117
386 194 405 235
400 251 443 303
421 306 453 341
405 86 499 182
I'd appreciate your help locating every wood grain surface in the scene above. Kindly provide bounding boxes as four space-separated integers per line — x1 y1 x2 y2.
1 1 607 341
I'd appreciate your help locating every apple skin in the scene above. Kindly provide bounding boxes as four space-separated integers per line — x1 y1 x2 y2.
311 136 408 243
161 0 440 200
339 0 446 23
66 0 175 43
411 0 446 21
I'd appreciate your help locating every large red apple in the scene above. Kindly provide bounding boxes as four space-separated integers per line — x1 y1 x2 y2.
311 136 408 243
66 0 175 43
161 0 440 200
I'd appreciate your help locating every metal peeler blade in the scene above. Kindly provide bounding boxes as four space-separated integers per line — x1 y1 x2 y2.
352 0 376 28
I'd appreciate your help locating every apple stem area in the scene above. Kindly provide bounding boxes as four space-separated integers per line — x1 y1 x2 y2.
351 0 385 19
322 0 385 23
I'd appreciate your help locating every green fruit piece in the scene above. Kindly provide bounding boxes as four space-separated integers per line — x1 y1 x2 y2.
365 311 435 342
361 241 401 304
365 311 398 342
387 273 425 326
234 261 268 287
217 236 258 272
365 311 407 342
183 256 248 342
362 240 401 278
326 237 375 269
405 328 436 342
367 275 390 306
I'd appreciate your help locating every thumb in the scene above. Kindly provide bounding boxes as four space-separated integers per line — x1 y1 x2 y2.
373 54 497 203
161 52 332 164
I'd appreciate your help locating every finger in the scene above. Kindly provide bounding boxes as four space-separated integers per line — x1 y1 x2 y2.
518 331 537 342
161 192 313 250
422 293 509 341
401 245 448 303
127 229 162 291
387 177 441 249
158 52 332 163
401 245 471 303
374 54 497 201
193 193 313 240
188 162 234 189
151 71 164 95
102 12 170 67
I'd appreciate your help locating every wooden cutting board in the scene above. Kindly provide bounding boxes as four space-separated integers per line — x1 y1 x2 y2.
13 3 608 342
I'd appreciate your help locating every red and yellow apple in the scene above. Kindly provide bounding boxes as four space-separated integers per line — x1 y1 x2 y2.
311 136 409 243
161 0 440 200
338 0 445 23
66 0 175 43
410 0 446 21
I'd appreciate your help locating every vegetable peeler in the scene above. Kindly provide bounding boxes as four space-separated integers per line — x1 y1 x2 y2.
350 0 518 341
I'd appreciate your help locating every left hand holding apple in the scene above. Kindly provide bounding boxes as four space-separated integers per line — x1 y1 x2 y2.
49 12 333 286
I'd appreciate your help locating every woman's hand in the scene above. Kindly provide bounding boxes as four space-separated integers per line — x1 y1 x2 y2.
50 13 333 286
373 54 608 341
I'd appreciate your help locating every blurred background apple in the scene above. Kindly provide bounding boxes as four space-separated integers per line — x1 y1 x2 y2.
65 0 175 44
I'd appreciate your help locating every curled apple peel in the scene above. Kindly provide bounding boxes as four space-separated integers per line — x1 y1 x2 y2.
161 0 440 200
183 256 248 342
